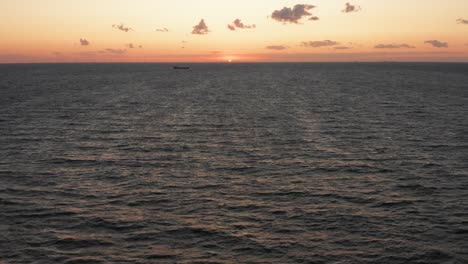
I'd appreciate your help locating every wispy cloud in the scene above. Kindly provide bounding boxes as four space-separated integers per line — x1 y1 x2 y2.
112 23 133 32
374 43 415 49
424 40 448 48
302 40 339 48
457 18 468 24
228 19 256 31
79 38 90 46
192 19 209 35
343 3 361 13
156 28 169 32
101 48 127 54
271 4 319 24
266 45 288 50
334 46 352 50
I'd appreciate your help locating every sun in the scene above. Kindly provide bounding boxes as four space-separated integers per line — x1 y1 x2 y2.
223 56 235 63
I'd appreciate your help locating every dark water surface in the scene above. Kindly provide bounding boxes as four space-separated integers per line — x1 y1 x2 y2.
1 63 467 263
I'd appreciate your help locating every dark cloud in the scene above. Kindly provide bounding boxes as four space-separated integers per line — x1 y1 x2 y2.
457 18 468 24
302 40 339 48
156 28 169 32
101 48 127 54
424 40 448 48
271 4 318 24
112 24 133 32
374 43 415 49
266 45 287 50
343 3 361 13
192 19 209 35
334 46 352 50
228 19 256 30
79 38 90 46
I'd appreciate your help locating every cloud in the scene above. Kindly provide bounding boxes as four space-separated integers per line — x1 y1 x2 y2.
271 4 318 24
112 24 133 32
374 43 415 49
302 40 339 48
343 3 361 13
101 48 127 54
192 19 209 35
228 19 256 30
266 45 287 50
424 40 448 48
79 38 90 46
457 18 468 24
156 28 169 32
125 43 142 49
334 46 352 50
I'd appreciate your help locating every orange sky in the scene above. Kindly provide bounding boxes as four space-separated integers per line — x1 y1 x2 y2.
1 0 468 63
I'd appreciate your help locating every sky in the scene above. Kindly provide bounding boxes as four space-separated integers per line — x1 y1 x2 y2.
1 0 468 63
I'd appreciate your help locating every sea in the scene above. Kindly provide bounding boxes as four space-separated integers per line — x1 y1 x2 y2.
0 63 467 264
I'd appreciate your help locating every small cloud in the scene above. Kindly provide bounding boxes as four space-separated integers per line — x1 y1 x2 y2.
266 45 288 50
334 46 352 50
424 40 448 48
271 4 318 24
192 19 209 35
302 40 338 48
457 18 468 24
156 28 169 32
374 43 415 49
101 48 127 54
79 38 90 46
112 23 133 32
343 3 361 13
228 19 256 30
126 43 142 49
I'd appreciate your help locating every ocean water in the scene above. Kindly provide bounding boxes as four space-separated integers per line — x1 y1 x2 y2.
0 63 467 264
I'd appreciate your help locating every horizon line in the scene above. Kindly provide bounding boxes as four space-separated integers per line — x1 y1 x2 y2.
2 61 468 65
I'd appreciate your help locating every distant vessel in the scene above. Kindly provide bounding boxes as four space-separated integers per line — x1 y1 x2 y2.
173 66 190 70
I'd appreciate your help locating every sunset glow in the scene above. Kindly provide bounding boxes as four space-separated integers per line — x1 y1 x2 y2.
1 0 468 63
